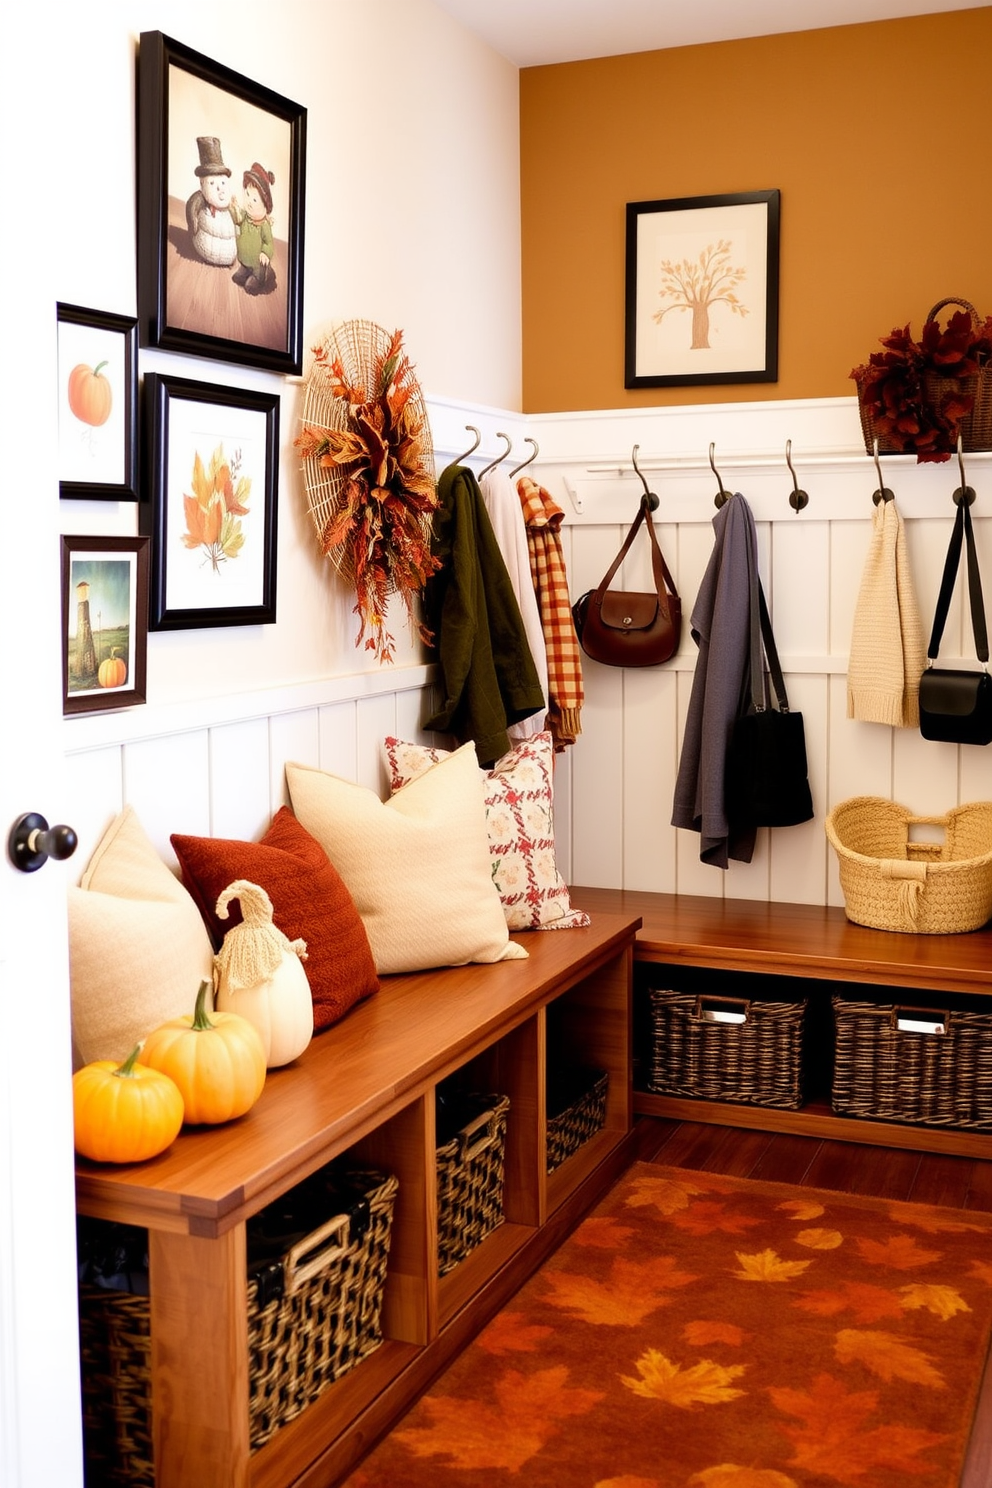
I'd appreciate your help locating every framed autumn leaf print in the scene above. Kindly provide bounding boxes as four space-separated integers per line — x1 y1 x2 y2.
625 190 780 389
142 373 278 629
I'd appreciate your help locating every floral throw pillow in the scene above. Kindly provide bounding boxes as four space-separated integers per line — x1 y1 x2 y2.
382 731 590 931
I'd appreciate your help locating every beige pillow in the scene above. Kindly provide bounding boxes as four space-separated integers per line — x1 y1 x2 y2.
68 807 215 1068
286 744 528 974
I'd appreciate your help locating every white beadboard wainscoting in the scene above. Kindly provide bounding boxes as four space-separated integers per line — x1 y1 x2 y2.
62 394 992 910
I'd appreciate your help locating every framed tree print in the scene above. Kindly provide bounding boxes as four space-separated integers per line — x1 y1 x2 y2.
143 373 279 630
137 30 307 374
625 190 780 389
62 536 148 714
57 304 139 500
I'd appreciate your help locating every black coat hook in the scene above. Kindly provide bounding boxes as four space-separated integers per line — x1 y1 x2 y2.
952 434 976 507
631 444 660 511
709 443 730 508
871 437 894 505
786 440 809 513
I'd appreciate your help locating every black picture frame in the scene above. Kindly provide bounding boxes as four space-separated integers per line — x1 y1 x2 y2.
137 30 306 375
62 535 149 715
56 304 139 501
625 190 780 389
143 373 279 631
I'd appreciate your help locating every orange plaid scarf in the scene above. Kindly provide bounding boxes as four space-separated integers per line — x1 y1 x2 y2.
516 476 583 749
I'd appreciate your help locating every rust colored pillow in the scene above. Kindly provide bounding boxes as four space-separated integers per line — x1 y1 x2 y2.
171 808 379 1030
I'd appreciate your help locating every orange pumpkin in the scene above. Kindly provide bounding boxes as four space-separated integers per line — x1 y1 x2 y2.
72 1045 185 1164
141 980 267 1125
97 649 127 689
67 360 113 427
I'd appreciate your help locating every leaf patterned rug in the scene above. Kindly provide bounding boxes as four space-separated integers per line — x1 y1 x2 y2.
346 1162 992 1488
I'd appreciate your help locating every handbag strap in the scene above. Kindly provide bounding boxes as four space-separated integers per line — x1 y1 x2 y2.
745 534 791 714
927 496 989 666
594 498 679 608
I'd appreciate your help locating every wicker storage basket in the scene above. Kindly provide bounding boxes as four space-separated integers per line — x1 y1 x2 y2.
78 1164 398 1484
546 1067 608 1173
647 989 807 1109
855 298 992 457
435 1090 510 1276
825 797 992 935
832 995 992 1131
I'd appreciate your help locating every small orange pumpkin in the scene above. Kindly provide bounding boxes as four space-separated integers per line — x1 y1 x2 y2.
97 648 127 689
67 360 113 427
141 980 266 1125
72 1045 185 1164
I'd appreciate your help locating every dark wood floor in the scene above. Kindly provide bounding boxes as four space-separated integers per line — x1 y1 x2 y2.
636 1116 992 1488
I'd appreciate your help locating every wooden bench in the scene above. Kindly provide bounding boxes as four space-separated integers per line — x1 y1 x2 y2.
75 909 642 1488
571 886 992 1159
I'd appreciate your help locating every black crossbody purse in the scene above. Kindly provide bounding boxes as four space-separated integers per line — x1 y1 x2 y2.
725 543 814 830
919 492 992 746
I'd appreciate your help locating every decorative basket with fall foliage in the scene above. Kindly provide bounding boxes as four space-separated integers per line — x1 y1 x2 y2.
296 321 439 663
851 297 992 462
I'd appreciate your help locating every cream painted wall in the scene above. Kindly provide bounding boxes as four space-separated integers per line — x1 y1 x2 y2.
43 0 521 708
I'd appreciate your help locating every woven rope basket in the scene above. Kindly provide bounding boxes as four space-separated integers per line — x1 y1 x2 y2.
825 796 992 934
299 319 435 587
855 297 992 457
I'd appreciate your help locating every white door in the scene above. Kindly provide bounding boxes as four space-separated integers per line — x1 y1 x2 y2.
0 38 85 1488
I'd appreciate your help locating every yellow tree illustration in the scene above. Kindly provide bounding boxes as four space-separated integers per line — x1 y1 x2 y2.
653 239 748 350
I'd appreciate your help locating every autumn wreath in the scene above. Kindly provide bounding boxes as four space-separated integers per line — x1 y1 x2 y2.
297 321 439 663
850 297 992 463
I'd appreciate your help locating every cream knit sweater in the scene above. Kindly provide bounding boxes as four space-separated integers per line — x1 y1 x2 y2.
847 498 925 728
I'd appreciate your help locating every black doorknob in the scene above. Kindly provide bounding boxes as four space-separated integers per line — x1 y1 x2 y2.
7 813 79 873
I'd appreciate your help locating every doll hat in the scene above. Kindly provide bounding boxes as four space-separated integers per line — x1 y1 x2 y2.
194 136 231 178
243 162 275 214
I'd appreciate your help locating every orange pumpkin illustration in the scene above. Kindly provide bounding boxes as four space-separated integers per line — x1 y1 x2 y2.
97 649 127 689
68 360 113 427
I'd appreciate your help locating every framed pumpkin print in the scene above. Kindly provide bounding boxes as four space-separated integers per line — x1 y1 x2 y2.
62 536 149 715
137 30 307 374
57 304 139 501
142 373 279 631
625 190 780 389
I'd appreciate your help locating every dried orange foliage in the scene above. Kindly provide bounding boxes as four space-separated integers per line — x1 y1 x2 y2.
834 1328 946 1388
733 1249 813 1283
182 444 251 573
393 1365 602 1472
620 1348 746 1408
770 1371 947 1482
543 1254 698 1326
296 329 439 664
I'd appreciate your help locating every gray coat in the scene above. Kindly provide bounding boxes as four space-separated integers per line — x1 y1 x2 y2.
671 492 757 868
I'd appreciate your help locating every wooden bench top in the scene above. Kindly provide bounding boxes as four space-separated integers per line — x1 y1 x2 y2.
569 887 992 997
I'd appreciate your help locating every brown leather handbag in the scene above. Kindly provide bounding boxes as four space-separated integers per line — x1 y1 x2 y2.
572 497 681 667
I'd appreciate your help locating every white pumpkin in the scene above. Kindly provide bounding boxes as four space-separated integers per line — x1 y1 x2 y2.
213 880 314 1068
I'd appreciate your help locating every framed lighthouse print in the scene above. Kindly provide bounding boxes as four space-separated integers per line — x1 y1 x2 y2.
625 190 780 389
137 30 307 374
62 536 149 715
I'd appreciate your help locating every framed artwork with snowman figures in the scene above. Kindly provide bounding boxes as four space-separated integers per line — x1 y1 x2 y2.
137 31 307 375
56 304 139 501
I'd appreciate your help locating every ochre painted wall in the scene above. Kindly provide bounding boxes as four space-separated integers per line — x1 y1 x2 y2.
519 8 992 412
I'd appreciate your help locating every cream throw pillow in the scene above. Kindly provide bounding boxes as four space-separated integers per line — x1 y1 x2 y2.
286 744 528 974
68 807 216 1068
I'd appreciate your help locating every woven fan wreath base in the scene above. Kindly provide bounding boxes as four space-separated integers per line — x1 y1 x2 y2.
299 319 436 592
